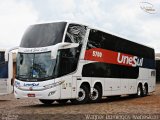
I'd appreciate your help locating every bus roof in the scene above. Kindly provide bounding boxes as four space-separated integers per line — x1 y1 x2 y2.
29 21 154 50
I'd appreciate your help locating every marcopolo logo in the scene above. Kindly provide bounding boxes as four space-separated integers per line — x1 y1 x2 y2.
117 52 143 67
140 2 156 14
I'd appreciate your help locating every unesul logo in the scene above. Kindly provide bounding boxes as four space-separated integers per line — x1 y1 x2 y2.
117 52 143 67
140 2 156 14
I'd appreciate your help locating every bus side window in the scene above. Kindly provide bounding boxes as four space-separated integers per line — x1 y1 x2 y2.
56 47 80 77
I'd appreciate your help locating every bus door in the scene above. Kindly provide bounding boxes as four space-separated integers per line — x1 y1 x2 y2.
60 75 72 99
58 47 78 99
60 75 78 99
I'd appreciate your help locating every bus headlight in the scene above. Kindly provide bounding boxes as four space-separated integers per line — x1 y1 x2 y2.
43 80 65 89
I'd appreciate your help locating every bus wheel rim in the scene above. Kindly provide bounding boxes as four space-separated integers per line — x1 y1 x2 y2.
77 88 85 101
90 88 98 100
137 87 141 96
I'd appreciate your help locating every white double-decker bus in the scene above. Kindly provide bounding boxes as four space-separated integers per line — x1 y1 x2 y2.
14 22 156 104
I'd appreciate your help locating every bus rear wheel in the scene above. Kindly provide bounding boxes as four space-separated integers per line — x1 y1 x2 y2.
136 84 143 97
90 85 102 102
70 85 89 104
143 85 148 97
39 99 54 105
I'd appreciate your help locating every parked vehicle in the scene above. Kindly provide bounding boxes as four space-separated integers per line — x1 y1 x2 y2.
0 47 18 95
14 22 156 104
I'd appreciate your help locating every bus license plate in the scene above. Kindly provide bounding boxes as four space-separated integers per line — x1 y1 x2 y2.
27 94 35 97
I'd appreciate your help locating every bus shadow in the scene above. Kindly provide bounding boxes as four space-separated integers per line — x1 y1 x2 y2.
0 100 11 102
21 95 147 108
100 95 141 103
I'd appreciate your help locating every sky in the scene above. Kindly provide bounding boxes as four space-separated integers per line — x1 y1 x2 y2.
0 0 160 52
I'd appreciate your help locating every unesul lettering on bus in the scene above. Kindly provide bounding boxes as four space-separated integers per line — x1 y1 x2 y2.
87 48 144 67
117 52 143 67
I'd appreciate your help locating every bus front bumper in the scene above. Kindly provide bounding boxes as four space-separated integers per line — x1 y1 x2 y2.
14 86 61 100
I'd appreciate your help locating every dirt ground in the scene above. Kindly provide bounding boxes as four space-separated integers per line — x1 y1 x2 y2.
0 84 160 120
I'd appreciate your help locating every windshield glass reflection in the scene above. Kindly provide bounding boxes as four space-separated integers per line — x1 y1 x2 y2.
16 52 56 80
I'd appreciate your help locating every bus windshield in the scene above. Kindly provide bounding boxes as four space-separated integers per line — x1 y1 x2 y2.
16 47 81 81
16 52 56 81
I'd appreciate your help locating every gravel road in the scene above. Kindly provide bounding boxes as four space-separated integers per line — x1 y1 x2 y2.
0 84 160 120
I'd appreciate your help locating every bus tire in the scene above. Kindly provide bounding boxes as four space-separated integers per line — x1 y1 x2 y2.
90 85 102 102
39 99 54 105
56 99 68 104
136 84 143 97
143 84 148 97
70 85 89 104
